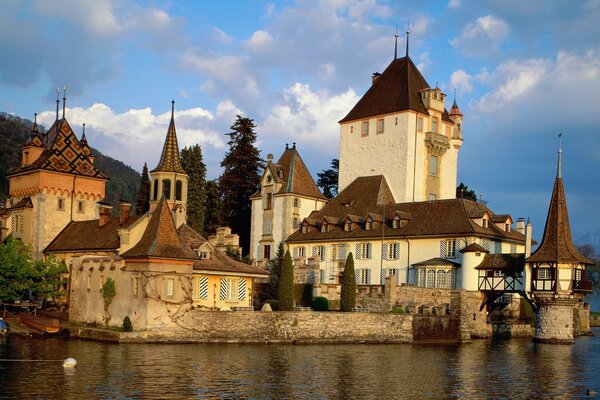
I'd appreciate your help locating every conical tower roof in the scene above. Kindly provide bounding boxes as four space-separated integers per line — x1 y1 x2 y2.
151 101 186 174
22 113 44 148
527 146 593 265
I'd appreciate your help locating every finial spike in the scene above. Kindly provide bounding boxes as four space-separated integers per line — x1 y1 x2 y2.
83 123 86 135
62 84 67 119
56 87 60 122
34 113 37 124
557 132 563 178
293 142 296 149
394 25 399 60
171 100 175 120
405 22 410 58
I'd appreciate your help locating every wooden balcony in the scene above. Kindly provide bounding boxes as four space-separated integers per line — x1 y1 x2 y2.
572 279 593 293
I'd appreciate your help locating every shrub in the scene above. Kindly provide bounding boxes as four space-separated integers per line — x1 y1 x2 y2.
313 297 329 311
277 250 295 311
340 252 356 311
390 306 405 314
122 316 133 332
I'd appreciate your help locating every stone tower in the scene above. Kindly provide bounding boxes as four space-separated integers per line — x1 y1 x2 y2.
337 43 463 203
149 101 189 228
2 112 108 259
525 143 593 343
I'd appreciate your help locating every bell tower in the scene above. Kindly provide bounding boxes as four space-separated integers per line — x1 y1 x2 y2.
149 101 189 228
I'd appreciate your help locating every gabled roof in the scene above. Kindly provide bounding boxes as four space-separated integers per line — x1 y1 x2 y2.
122 197 196 260
151 104 186 174
177 223 208 249
413 257 460 267
44 215 141 253
22 118 44 148
272 145 326 199
9 119 108 179
527 176 593 265
460 243 489 254
339 56 430 123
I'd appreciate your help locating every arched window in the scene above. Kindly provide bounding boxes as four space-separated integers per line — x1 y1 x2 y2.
153 179 158 200
427 270 436 288
175 180 182 201
162 179 171 200
418 269 426 287
449 270 456 289
437 270 446 288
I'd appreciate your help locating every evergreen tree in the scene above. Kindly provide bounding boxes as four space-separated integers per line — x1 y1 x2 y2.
219 115 263 253
317 158 339 198
181 145 207 234
135 163 150 215
269 243 285 299
340 252 356 311
277 250 295 311
204 179 222 235
456 182 477 201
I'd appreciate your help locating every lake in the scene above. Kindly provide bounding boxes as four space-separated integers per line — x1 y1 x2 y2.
1 331 599 399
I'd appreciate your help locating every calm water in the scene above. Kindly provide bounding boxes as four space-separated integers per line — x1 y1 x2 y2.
1 331 600 399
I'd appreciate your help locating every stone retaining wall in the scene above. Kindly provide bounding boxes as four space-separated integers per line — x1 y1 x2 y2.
492 323 534 338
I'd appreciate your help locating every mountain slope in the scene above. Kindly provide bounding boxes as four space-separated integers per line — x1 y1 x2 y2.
0 112 140 210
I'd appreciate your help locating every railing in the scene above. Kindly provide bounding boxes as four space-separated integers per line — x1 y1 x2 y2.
573 279 593 292
478 276 523 292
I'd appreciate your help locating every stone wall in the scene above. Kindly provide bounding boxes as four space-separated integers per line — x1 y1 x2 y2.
449 290 492 341
492 323 534 339
574 302 592 336
412 315 458 342
532 294 580 344
121 310 415 344
386 281 453 309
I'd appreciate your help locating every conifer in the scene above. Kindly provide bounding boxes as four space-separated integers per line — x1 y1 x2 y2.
277 250 295 311
203 179 221 235
135 163 150 215
340 252 356 311
317 158 339 198
219 115 263 253
181 145 207 234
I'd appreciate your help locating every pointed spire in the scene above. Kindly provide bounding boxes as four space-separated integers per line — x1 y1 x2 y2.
62 84 67 119
32 113 39 134
151 100 186 174
394 26 399 60
405 23 410 58
55 87 60 122
449 89 463 117
557 133 563 179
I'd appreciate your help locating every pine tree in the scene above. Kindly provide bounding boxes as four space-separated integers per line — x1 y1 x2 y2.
277 250 295 311
456 182 477 201
204 179 222 235
317 158 339 198
135 163 150 215
181 145 207 234
340 252 356 311
219 115 263 254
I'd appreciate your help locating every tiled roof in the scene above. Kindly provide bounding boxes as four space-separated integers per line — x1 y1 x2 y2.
273 146 326 199
9 119 108 179
177 223 208 249
44 215 141 253
151 106 186 174
339 56 430 123
122 197 196 260
527 177 593 265
475 254 525 270
23 121 44 148
193 250 268 276
460 243 489 253
413 257 460 267
288 176 527 243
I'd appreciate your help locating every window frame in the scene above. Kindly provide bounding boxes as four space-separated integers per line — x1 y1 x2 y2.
376 118 384 134
361 121 369 136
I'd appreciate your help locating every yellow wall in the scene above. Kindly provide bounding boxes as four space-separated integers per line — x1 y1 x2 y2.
191 274 254 310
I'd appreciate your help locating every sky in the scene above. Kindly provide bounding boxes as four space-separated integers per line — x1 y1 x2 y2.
1 0 599 247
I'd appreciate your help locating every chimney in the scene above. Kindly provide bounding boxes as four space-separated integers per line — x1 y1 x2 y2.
98 203 113 227
516 218 525 235
372 72 381 84
525 219 532 258
119 200 132 225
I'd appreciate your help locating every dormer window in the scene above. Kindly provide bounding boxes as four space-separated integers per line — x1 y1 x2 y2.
365 220 373 231
505 223 511 232
199 251 209 259
301 224 309 234
321 222 329 233
392 218 400 229
483 219 489 228
344 221 351 232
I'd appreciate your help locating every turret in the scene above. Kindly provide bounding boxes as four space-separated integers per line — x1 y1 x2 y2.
449 93 463 141
460 243 489 291
21 113 45 167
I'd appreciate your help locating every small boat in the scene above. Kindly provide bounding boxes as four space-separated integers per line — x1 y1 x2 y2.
0 318 8 335
19 313 60 334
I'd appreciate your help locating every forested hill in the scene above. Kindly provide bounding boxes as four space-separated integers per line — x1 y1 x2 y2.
0 112 140 211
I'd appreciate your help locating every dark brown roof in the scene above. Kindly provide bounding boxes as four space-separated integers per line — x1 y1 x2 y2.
122 198 196 260
194 250 268 276
45 215 141 253
339 56 430 123
151 108 186 174
177 223 208 249
288 176 527 243
413 258 460 267
9 119 108 179
460 243 489 253
527 177 593 265
273 146 326 199
475 254 525 270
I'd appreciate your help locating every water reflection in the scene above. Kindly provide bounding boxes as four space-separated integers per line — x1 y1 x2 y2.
1 334 599 399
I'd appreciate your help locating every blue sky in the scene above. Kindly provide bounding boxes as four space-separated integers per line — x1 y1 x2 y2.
1 0 599 247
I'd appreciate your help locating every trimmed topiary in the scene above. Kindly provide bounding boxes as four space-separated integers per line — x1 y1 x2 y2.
277 250 295 311
313 296 329 311
340 252 356 311
122 316 133 332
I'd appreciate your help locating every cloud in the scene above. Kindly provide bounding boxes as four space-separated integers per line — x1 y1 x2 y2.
244 30 274 52
447 0 461 9
36 103 224 173
450 15 509 56
450 69 473 93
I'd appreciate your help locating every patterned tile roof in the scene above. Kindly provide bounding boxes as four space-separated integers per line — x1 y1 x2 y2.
151 103 186 174
287 176 527 243
9 118 108 179
122 197 196 260
526 176 593 265
339 56 431 123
